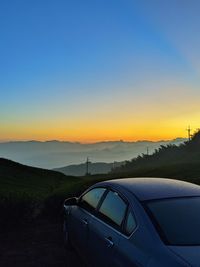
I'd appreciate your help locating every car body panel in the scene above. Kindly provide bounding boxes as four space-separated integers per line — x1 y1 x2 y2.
88 214 120 267
169 246 200 267
69 206 91 264
97 178 200 201
64 178 200 266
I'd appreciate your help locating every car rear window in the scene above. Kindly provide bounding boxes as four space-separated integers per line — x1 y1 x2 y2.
145 197 200 245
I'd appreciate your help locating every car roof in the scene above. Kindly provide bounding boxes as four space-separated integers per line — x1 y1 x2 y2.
98 178 200 201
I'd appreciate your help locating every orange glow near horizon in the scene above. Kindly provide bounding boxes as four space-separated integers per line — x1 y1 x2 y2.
0 123 190 143
1 104 199 143
1 80 199 143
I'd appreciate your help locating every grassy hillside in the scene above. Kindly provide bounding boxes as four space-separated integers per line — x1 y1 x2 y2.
112 131 200 183
0 158 76 198
0 158 106 227
0 158 80 227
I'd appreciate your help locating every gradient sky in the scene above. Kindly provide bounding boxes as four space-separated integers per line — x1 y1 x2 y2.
1 0 200 142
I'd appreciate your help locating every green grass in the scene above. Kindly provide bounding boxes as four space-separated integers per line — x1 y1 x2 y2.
111 131 200 185
0 158 80 226
108 162 200 185
0 158 108 227
0 158 76 198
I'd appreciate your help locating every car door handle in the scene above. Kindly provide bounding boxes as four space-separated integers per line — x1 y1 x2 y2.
82 219 88 226
105 237 114 248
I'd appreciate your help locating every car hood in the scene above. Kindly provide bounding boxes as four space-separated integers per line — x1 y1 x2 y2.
168 246 200 266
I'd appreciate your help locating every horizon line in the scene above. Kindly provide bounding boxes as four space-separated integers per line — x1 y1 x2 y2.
0 137 187 144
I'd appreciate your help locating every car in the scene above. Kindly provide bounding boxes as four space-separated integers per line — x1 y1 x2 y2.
63 177 200 267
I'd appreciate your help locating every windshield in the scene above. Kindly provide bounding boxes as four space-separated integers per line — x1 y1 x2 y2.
145 197 200 246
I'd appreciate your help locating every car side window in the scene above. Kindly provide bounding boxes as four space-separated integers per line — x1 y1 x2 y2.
79 187 106 213
98 190 127 229
124 211 137 235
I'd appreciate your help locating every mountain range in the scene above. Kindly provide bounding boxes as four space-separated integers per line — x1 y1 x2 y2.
54 161 123 176
0 138 186 169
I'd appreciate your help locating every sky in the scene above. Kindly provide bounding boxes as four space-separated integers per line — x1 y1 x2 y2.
0 0 200 142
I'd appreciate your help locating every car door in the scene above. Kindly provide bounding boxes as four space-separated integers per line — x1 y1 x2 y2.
87 189 128 267
115 209 143 267
69 187 107 264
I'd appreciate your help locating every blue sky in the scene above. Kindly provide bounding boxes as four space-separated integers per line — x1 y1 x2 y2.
0 0 200 141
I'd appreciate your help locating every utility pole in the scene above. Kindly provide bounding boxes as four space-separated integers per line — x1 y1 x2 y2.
146 147 149 155
186 126 192 141
86 157 90 176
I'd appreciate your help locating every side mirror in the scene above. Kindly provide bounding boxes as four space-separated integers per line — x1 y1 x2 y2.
64 197 78 206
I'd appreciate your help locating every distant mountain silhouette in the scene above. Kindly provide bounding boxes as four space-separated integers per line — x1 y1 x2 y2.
0 138 186 169
54 161 123 176
112 131 200 181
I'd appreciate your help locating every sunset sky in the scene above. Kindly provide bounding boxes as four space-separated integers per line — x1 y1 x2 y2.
1 0 200 142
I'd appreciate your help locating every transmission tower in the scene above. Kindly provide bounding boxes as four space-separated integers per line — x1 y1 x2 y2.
186 126 192 141
85 157 90 176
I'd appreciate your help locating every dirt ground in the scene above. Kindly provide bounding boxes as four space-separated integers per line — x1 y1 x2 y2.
0 221 83 267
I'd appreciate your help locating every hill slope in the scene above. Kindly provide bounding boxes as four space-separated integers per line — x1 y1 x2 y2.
0 158 81 227
0 158 75 198
112 131 200 181
54 161 123 176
